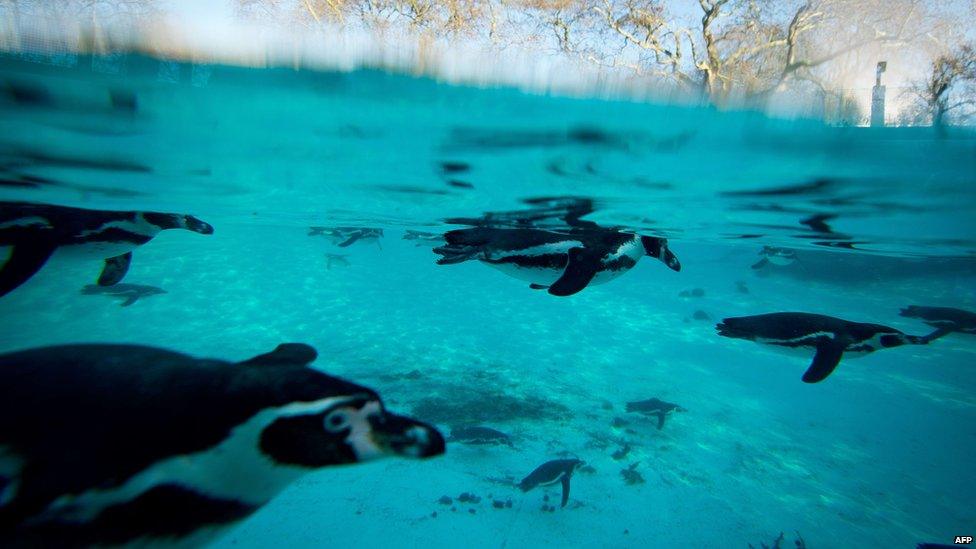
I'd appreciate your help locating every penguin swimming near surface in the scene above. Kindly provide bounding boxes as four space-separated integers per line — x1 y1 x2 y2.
716 313 927 382
309 227 383 248
0 342 444 547
900 306 976 341
434 197 680 296
751 246 798 270
517 459 584 508
625 398 686 430
435 227 680 296
0 202 213 298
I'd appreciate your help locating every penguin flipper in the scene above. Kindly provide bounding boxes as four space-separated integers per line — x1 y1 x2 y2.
548 247 601 297
337 235 361 248
802 338 849 383
559 474 571 508
0 241 56 297
120 294 139 307
654 411 666 430
240 343 318 367
750 258 769 269
529 283 548 290
97 252 132 286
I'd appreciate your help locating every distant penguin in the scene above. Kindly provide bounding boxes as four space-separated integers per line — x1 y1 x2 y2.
309 227 383 248
447 426 513 447
80 283 167 307
751 246 798 270
517 459 584 508
716 312 927 382
434 227 680 296
900 305 976 341
625 398 686 430
0 343 444 547
0 202 213 298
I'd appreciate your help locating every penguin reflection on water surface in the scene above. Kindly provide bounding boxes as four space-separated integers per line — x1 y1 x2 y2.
0 201 213 298
0 343 444 547
716 312 927 383
433 198 680 296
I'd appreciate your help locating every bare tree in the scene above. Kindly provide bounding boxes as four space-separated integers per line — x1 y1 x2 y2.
903 43 976 128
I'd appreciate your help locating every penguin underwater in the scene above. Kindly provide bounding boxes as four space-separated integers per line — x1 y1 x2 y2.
900 305 976 341
433 198 680 296
716 312 927 382
625 398 686 430
517 459 584 508
0 342 444 547
0 201 213 298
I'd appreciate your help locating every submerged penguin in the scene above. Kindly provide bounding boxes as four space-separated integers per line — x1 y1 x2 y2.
0 202 213 298
517 459 584 508
80 283 167 307
434 227 680 296
751 246 798 270
309 227 383 248
625 398 686 430
0 342 444 547
900 305 976 341
447 426 513 447
716 312 926 383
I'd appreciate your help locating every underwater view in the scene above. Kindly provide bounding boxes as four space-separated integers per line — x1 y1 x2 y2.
1 27 975 549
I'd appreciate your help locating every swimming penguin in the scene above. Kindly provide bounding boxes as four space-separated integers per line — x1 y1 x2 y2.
0 342 444 547
434 227 680 296
625 398 686 430
80 283 167 307
716 312 927 383
750 246 798 270
402 230 443 247
0 202 213 298
309 227 383 248
900 305 976 341
447 426 513 447
517 459 584 508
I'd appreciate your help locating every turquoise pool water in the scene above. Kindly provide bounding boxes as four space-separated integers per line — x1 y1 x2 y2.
1 51 975 548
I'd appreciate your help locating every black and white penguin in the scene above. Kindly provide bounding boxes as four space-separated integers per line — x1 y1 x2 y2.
716 312 927 383
625 398 686 430
900 305 976 341
0 201 213 298
517 459 584 508
308 227 384 248
751 246 798 270
0 342 444 547
433 227 681 296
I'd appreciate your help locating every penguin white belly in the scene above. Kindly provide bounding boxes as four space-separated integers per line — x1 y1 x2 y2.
482 241 579 286
588 238 644 286
768 255 795 266
54 241 139 260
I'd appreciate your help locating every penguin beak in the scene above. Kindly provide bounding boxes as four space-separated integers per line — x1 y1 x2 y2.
367 412 446 459
185 215 215 235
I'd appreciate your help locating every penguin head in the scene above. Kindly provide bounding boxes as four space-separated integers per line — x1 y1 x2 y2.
143 213 214 235
640 236 681 272
259 394 445 468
